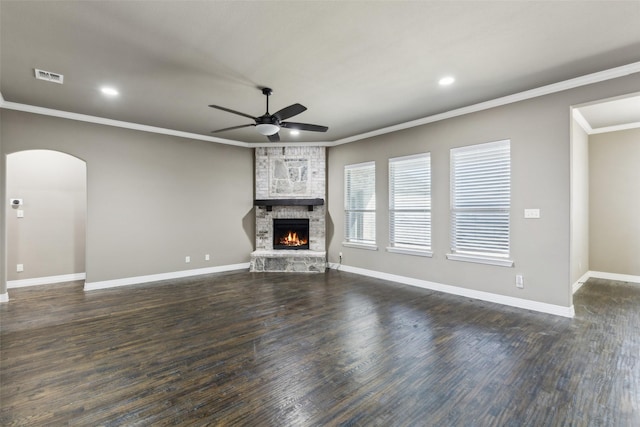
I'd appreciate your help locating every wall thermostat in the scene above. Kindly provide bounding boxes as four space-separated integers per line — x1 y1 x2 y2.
10 199 23 206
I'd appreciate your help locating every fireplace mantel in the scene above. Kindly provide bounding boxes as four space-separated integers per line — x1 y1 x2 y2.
254 198 324 211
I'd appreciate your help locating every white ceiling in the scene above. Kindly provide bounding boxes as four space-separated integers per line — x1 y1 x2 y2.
1 1 640 144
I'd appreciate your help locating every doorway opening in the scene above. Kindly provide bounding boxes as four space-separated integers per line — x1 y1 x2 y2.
5 150 87 289
570 92 640 302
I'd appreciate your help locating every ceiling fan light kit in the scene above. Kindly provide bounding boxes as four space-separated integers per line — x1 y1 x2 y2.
255 123 280 136
210 87 328 142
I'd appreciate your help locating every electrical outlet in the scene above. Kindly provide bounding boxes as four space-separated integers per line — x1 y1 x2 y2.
515 274 524 289
524 209 540 219
205 254 210 261
17 264 24 272
185 256 191 263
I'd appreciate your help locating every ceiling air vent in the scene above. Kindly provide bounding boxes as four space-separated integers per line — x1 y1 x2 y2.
34 68 64 84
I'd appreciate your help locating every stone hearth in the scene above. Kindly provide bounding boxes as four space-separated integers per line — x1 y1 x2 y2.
250 250 326 273
250 146 326 273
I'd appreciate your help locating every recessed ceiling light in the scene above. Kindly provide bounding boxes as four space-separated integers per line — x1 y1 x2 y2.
290 130 300 136
439 76 455 86
100 86 119 96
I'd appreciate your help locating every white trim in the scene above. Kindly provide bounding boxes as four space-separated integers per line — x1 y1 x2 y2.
84 263 249 291
251 141 333 148
572 271 591 294
572 107 640 135
572 108 593 134
7 273 86 288
342 242 378 251
0 292 8 303
331 62 640 146
590 122 640 134
386 247 433 257
0 100 251 148
0 96 334 148
589 270 640 284
2 62 639 148
446 253 514 268
330 263 574 317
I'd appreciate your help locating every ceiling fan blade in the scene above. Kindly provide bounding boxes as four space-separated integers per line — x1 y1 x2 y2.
209 105 256 120
211 124 255 133
273 103 307 121
281 122 329 132
268 133 280 142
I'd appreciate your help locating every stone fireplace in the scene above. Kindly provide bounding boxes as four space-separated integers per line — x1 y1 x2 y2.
250 146 326 272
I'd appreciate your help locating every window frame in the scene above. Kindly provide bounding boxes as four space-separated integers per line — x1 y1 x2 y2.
387 153 433 257
447 139 513 267
343 161 377 250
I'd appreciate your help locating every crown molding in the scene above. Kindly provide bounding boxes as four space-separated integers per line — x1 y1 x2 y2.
2 61 639 147
331 61 640 145
589 121 640 134
572 108 593 134
0 98 252 148
572 104 640 135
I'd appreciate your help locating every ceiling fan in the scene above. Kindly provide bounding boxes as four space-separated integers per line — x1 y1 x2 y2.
209 88 328 142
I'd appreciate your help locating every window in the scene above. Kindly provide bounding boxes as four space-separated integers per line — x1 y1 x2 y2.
344 161 376 248
448 140 512 266
388 153 432 256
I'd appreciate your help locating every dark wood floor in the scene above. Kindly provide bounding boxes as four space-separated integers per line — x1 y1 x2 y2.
1 270 638 426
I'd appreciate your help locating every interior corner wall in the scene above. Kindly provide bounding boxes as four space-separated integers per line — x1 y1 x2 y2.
0 110 255 284
589 127 640 276
327 73 640 308
570 118 590 285
0 110 6 296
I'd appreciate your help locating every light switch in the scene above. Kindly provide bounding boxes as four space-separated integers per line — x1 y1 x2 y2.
524 209 540 219
17 209 24 218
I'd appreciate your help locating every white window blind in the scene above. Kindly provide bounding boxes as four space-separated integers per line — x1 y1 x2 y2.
450 140 511 259
345 161 376 245
389 153 431 252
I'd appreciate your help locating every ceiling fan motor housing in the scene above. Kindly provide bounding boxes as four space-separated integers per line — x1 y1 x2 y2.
256 114 279 125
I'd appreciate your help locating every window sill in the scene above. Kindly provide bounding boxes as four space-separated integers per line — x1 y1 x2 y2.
446 253 514 267
342 242 379 251
386 247 433 258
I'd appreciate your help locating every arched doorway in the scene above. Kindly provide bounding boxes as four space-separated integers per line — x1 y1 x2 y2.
6 150 87 288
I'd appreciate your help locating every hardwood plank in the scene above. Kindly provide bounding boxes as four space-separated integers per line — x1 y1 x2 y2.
1 271 639 426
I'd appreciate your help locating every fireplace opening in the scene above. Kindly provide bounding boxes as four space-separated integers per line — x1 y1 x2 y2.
273 218 309 250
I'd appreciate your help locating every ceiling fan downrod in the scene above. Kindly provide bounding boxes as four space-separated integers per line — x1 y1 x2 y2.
262 87 273 114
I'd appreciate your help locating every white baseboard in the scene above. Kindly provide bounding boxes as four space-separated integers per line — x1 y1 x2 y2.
588 271 640 284
7 273 86 289
84 263 250 291
0 292 8 303
329 263 575 318
572 271 591 294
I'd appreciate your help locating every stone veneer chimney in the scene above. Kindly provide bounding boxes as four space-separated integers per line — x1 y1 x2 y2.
250 146 327 272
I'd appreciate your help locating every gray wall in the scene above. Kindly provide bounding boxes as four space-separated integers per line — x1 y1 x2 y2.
6 150 87 281
589 128 640 276
327 73 640 308
1 110 254 286
570 119 590 285
1 73 639 301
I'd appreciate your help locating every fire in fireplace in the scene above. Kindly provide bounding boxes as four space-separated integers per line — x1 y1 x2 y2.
273 218 309 250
